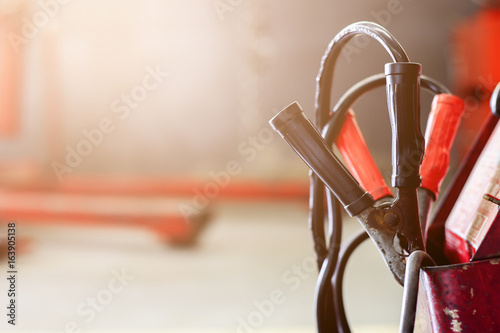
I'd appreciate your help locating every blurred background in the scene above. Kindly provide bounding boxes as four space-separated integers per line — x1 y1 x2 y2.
0 0 495 332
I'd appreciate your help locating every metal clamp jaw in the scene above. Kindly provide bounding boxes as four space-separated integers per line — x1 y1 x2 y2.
362 189 423 284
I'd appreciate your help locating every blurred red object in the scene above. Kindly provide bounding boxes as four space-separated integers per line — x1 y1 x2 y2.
451 8 500 158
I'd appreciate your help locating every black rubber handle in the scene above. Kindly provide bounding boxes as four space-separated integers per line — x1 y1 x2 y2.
385 62 425 188
269 102 374 216
491 82 500 118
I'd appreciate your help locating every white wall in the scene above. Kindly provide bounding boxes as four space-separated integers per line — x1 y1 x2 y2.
0 0 477 183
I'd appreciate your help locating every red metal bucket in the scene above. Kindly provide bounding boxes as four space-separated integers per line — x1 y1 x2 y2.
415 257 500 332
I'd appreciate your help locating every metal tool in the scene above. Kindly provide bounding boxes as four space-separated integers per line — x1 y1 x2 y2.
269 21 468 332
321 76 463 332
270 92 424 285
269 23 426 333
318 73 456 332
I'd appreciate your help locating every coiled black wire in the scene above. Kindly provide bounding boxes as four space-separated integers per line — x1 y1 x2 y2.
314 192 342 332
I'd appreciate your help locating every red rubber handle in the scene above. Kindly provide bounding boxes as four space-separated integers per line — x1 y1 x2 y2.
420 94 465 197
335 109 392 201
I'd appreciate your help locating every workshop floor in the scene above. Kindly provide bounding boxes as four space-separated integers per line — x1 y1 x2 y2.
0 200 402 332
